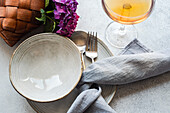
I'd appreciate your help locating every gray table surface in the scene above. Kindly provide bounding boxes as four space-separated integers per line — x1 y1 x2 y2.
1 0 170 113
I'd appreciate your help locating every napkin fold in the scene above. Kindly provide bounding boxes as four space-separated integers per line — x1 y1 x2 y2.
67 39 170 113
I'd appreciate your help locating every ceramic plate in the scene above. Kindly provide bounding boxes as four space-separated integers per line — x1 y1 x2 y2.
9 33 82 102
27 33 116 113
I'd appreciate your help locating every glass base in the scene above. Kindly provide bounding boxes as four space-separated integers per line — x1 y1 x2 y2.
105 22 138 48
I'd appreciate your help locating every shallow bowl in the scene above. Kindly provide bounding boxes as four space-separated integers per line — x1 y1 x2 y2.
9 33 82 102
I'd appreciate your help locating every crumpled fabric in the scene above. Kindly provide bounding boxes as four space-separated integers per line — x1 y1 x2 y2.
67 39 169 113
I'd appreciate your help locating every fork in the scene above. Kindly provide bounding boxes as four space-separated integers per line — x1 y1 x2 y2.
85 32 98 63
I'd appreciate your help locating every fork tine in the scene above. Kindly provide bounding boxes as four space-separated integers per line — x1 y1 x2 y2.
85 32 98 63
94 32 97 52
89 32 92 51
86 32 89 51
92 32 95 51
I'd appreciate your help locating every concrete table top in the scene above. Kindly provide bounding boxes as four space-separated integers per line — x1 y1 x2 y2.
0 0 170 113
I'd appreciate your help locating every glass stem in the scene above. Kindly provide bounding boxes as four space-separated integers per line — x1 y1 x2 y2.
119 24 126 37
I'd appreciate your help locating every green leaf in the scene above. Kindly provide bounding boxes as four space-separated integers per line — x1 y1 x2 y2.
35 16 44 21
46 10 54 14
45 0 50 8
40 9 45 14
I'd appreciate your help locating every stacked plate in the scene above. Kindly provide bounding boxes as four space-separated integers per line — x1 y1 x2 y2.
9 32 116 113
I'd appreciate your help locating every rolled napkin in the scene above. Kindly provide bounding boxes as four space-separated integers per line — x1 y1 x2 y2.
67 39 170 113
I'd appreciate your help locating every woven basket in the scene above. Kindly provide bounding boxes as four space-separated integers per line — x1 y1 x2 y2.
0 0 45 47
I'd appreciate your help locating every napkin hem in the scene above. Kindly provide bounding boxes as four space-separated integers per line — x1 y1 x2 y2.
120 39 152 55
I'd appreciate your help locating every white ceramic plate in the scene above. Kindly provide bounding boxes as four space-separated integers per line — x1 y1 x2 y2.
27 33 116 113
9 33 82 102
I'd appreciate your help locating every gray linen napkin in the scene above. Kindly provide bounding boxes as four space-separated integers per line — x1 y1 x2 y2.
67 39 170 113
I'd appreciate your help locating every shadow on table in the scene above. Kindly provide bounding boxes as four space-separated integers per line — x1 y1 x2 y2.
0 26 45 59
110 71 170 103
15 25 45 48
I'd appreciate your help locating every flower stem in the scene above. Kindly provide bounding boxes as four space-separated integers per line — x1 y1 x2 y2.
46 16 56 32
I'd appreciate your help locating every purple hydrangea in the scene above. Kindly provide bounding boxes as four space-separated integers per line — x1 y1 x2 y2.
53 0 79 37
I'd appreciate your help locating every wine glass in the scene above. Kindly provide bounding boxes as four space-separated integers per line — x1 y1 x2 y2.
102 0 155 48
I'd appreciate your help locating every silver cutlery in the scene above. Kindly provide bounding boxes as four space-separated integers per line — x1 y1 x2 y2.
78 45 86 70
85 32 98 63
71 31 87 70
